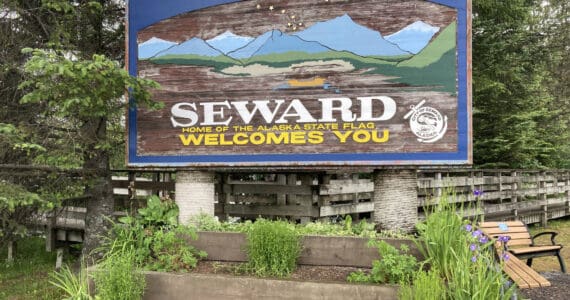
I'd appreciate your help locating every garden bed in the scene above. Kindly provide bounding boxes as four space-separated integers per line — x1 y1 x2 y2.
137 231 416 299
189 231 422 268
142 270 398 300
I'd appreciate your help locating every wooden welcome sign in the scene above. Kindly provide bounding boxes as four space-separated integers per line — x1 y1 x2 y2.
127 0 472 167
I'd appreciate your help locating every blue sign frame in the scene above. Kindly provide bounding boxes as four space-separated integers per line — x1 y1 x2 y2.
127 0 471 167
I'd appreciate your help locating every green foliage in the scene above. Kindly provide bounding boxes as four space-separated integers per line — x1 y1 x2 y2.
106 196 206 272
398 268 446 300
20 48 163 120
145 226 207 272
347 240 417 284
245 219 301 278
137 195 179 228
50 265 92 300
93 248 145 300
472 0 568 168
0 237 66 299
0 181 53 243
192 213 389 238
413 190 516 300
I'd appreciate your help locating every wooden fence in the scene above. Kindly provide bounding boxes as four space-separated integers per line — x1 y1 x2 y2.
47 169 570 241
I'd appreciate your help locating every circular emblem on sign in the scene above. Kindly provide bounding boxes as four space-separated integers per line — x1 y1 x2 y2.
404 100 448 143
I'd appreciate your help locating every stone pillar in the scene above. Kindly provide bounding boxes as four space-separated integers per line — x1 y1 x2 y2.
373 169 418 233
175 170 216 225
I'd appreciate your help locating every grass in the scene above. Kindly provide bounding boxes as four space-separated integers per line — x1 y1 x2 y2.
529 217 570 273
0 237 68 300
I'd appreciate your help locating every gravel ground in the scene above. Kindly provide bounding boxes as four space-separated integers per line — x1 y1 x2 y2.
518 272 570 300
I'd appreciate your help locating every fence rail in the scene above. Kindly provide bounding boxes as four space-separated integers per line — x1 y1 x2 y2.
46 169 570 244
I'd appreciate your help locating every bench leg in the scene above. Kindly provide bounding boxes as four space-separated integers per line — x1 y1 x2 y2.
556 252 567 273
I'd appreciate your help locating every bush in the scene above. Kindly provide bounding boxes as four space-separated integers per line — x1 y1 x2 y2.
398 268 446 300
50 265 92 300
347 240 418 284
245 219 301 277
411 190 516 300
93 248 145 300
106 196 206 272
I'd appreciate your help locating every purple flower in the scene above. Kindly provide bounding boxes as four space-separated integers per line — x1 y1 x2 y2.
471 256 478 263
473 190 484 197
479 236 489 243
501 253 510 261
472 230 482 237
470 243 477 251
498 236 511 243
465 224 473 232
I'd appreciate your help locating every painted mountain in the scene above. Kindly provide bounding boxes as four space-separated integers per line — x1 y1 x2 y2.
206 31 253 55
156 37 224 57
145 14 457 93
385 21 440 54
293 14 409 57
228 29 331 60
138 37 176 59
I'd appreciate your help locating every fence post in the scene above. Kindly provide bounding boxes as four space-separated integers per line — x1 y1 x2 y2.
512 208 519 221
541 204 548 227
539 171 547 202
511 171 518 203
498 171 503 204
7 240 15 262
435 172 442 198
566 172 570 217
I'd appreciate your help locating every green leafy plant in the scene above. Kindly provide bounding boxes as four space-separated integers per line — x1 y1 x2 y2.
245 219 301 278
413 189 516 300
105 196 206 272
347 240 418 284
137 195 179 228
398 268 446 300
92 248 145 300
49 265 92 300
145 226 207 272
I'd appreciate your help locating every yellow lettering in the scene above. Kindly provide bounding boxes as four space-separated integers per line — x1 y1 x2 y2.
266 132 290 144
179 134 204 146
308 131 324 144
233 133 249 145
333 131 352 143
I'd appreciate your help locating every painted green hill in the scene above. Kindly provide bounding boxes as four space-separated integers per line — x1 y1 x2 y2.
150 54 241 70
397 21 456 68
244 51 399 68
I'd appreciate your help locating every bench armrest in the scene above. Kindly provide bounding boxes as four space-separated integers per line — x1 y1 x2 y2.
531 231 559 246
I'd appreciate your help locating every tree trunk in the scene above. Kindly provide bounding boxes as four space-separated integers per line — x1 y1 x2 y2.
81 117 114 264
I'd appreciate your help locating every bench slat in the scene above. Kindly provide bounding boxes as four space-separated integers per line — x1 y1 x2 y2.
504 255 551 288
510 245 562 255
479 221 559 288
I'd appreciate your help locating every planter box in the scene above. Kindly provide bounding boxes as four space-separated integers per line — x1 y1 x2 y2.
143 272 398 300
190 231 422 268
91 232 414 299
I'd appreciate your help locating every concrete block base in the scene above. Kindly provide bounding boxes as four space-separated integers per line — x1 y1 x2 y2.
143 272 398 300
175 171 216 225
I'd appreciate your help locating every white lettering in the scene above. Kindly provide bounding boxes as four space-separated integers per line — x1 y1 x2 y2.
170 102 199 127
231 100 285 124
200 100 232 126
318 97 357 122
356 96 397 121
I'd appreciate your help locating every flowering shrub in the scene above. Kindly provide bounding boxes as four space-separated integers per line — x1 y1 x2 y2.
406 189 516 300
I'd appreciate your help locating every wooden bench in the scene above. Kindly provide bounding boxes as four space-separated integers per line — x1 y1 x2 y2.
479 221 566 274
501 251 551 288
